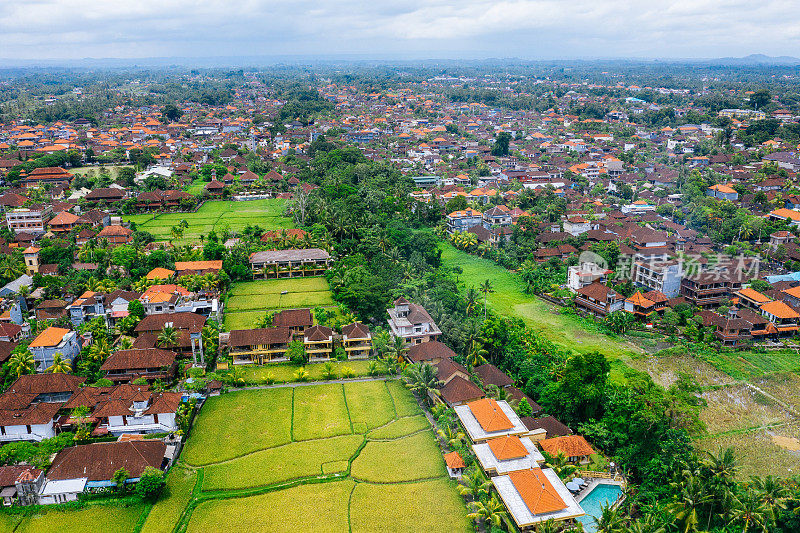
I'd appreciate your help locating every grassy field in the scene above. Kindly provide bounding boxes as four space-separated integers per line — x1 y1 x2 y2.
224 277 335 330
351 430 447 483
292 383 352 440
157 380 469 532
141 467 197 533
699 384 792 435
14 503 147 533
187 480 355 533
125 198 291 245
439 243 643 362
350 479 472 533
226 360 377 385
202 434 364 490
696 422 800 480
182 387 293 465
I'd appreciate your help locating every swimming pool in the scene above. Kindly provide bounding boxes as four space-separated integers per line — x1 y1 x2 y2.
575 482 624 533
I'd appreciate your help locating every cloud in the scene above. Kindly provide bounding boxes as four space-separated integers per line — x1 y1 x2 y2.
0 0 799 60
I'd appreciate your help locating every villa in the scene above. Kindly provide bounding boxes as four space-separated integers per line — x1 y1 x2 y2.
473 435 546 475
492 467 585 528
454 398 528 443
386 297 441 345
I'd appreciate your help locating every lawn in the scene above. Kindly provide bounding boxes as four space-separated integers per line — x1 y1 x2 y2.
349 479 472 533
224 277 335 330
186 480 355 533
292 383 352 441
227 360 377 385
350 430 446 483
15 503 147 533
141 467 197 533
182 387 293 465
126 198 291 245
344 380 397 431
367 414 430 440
439 243 643 362
202 434 364 490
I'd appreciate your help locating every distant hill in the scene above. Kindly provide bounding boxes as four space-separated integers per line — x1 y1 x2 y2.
706 54 800 66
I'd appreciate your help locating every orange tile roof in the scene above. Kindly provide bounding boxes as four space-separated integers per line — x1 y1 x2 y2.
174 260 222 271
760 300 800 320
488 435 529 461
508 468 567 515
625 292 655 307
468 398 513 432
539 435 595 458
443 451 465 469
738 287 772 303
146 267 175 280
30 327 70 348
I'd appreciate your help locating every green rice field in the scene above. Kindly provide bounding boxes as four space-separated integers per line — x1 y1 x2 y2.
224 277 335 330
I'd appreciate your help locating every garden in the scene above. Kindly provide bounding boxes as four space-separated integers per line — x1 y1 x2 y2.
139 380 471 533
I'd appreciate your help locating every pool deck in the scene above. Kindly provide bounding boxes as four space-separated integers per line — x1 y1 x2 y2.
574 478 626 505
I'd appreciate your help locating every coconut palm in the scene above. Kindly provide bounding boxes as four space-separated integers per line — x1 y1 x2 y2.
89 337 111 362
543 451 577 480
387 335 408 362
401 362 442 406
158 325 179 348
594 504 626 533
667 473 709 533
749 475 787 526
627 514 667 533
467 495 512 530
437 425 465 449
479 279 494 320
46 353 72 373
8 351 36 378
0 258 23 281
732 488 771 533
457 466 492 502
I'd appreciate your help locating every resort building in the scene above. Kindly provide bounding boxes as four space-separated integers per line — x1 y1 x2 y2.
538 435 596 465
386 298 441 345
228 327 293 364
341 322 372 359
473 435 546 475
454 398 528 443
492 467 585 528
5 205 53 235
248 248 330 279
304 325 334 361
99 348 178 383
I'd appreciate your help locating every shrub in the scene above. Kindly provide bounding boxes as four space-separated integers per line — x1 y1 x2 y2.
368 360 382 376
135 466 165 501
516 398 533 417
188 367 206 378
262 372 276 385
321 362 337 380
294 368 310 382
287 339 307 365
341 366 355 379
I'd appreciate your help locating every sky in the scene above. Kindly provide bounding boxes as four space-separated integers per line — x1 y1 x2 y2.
1 0 800 61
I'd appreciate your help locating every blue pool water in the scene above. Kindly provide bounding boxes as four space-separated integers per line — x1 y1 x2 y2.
575 483 624 532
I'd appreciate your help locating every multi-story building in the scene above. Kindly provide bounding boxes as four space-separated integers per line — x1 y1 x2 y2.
341 322 372 359
249 248 330 279
6 205 53 235
446 208 483 234
386 298 441 345
680 271 744 308
573 282 623 317
304 325 334 361
28 327 81 372
633 258 683 297
228 327 293 364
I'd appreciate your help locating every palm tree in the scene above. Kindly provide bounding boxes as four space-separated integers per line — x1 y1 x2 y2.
467 495 512 530
749 475 788 526
89 337 111 362
627 514 667 533
8 351 35 378
0 258 23 281
158 325 179 348
457 466 492 502
466 337 488 367
544 451 577 480
732 489 771 533
479 279 494 320
437 425 465 449
46 353 72 373
387 336 408 362
667 473 709 533
465 287 478 316
401 362 442 406
594 504 626 533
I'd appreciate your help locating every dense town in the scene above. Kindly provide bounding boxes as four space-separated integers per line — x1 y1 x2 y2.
0 62 799 531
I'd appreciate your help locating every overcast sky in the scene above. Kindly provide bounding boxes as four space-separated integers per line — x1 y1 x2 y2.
1 0 799 61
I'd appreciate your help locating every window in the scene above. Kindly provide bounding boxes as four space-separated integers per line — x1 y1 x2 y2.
26 425 31 434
